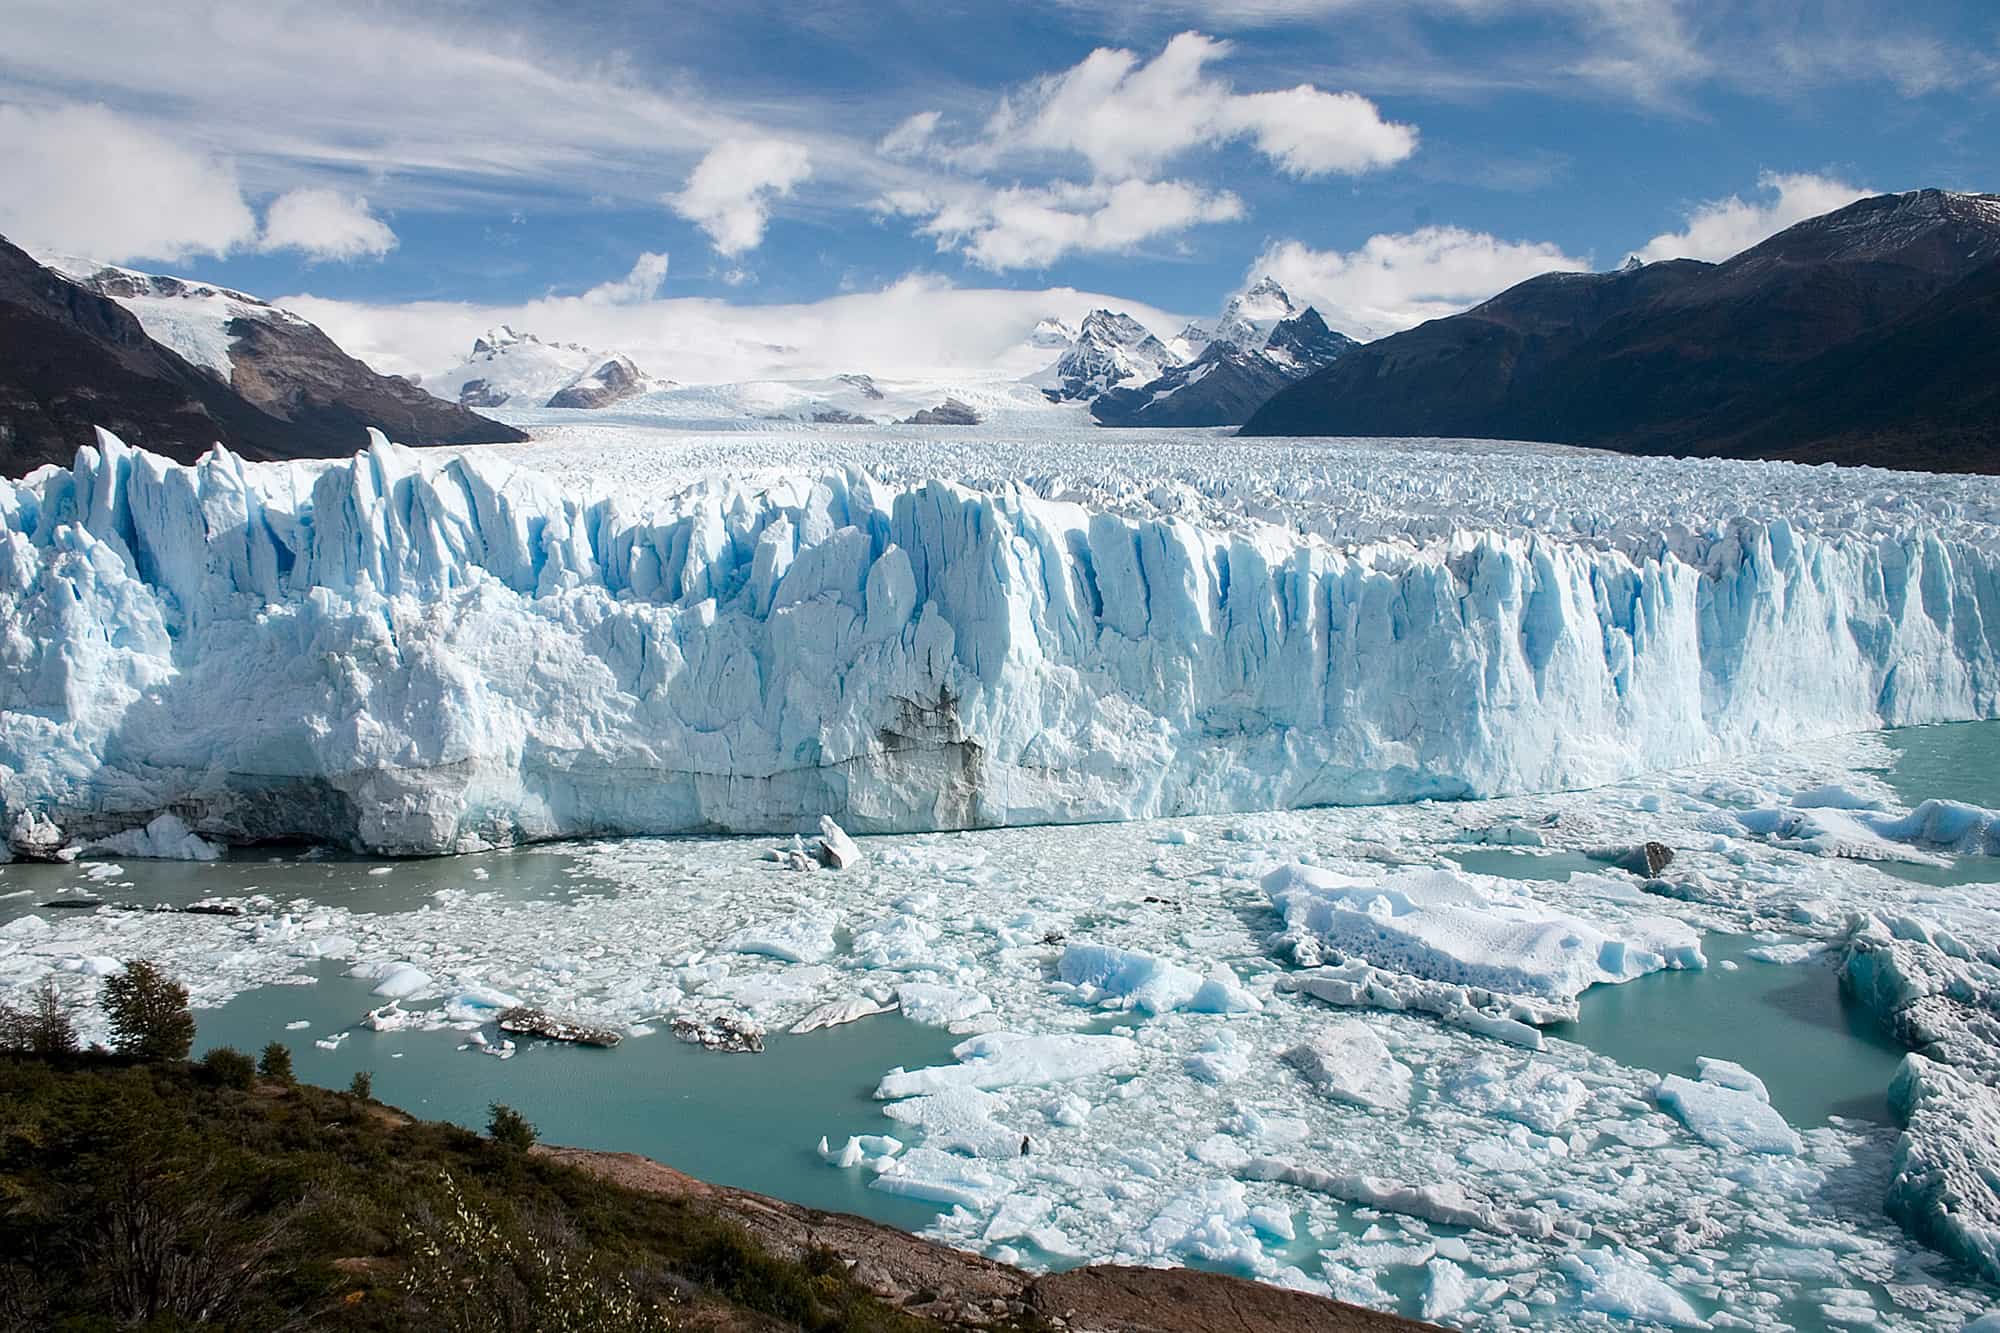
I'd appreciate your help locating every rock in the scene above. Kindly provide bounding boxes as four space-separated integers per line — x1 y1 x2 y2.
497 1006 623 1047
670 1013 765 1053
899 397 980 426
1614 841 1675 877
546 355 648 409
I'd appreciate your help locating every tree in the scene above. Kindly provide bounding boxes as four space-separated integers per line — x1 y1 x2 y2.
257 1042 294 1084
0 977 78 1056
487 1103 536 1152
100 961 195 1062
348 1070 374 1099
197 1046 256 1089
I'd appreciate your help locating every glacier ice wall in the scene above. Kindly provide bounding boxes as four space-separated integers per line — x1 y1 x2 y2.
3 430 1999 854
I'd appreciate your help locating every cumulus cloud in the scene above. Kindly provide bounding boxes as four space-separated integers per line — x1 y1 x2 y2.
1252 227 1590 338
0 102 258 262
1632 171 1872 263
971 31 1415 179
581 251 670 304
258 187 397 260
280 266 1191 385
892 178 1245 271
667 139 812 256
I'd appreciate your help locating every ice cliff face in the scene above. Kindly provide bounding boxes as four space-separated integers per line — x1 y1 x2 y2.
4 430 1999 856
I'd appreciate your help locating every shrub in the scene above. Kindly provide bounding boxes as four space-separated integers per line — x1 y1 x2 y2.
0 977 79 1056
258 1041 295 1084
400 1172 680 1332
100 961 195 1062
349 1070 374 1099
487 1103 536 1152
197 1045 257 1089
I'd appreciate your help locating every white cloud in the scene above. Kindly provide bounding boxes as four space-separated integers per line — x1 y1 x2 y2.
581 251 670 305
280 265 1192 385
668 139 812 256
894 178 1245 271
1252 227 1590 338
258 187 397 260
0 102 258 262
970 31 1415 179
1633 171 1872 263
880 110 943 159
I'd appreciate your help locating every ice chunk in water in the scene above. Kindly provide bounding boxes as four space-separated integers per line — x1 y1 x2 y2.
1281 1022 1412 1111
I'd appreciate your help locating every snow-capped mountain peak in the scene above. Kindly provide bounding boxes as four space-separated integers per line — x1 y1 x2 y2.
1030 308 1179 402
1212 276 1298 350
1027 317 1078 350
431 328 660 410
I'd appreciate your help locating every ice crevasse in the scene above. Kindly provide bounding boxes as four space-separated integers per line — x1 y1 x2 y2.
3 430 1999 855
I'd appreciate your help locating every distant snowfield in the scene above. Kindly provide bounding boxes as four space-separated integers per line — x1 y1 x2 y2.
3 421 1997 856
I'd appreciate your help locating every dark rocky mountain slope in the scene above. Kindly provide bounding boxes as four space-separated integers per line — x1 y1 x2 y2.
0 236 524 477
1241 190 2000 473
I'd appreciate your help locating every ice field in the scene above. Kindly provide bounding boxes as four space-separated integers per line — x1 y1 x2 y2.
4 426 1999 852
5 427 2000 1328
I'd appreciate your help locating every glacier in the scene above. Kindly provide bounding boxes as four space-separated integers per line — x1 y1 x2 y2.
4 428 2000 855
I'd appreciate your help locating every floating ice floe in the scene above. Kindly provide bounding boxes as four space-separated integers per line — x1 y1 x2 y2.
1265 863 1705 1011
1655 1059 1803 1155
1281 1021 1412 1111
875 1031 1140 1098
1734 797 2000 864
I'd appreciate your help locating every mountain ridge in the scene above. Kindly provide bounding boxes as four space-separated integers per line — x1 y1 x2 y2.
1240 189 2000 472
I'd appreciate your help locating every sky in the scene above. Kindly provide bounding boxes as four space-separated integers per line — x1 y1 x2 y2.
1 0 1994 381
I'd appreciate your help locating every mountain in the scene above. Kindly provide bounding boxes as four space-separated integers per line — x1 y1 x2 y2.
1091 290 1357 429
1211 275 1298 349
1240 190 2000 472
0 238 523 476
1029 310 1180 401
428 326 663 410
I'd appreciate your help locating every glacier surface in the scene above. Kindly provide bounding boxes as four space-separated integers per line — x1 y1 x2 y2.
5 427 2000 855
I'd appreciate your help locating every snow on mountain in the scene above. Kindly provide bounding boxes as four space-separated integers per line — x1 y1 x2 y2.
1212 276 1298 350
4 428 1997 856
1092 306 1355 428
1029 310 1181 401
1027 317 1078 350
39 253 312 383
1167 321 1212 362
501 371 1078 430
428 326 662 410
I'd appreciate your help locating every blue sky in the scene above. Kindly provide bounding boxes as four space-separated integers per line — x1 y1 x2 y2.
1 1 1994 378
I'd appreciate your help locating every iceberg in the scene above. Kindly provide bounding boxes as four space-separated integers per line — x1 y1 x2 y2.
1266 864 1704 1006
6 431 2000 854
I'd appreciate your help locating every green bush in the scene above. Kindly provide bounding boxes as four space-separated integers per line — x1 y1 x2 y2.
198 1045 257 1089
100 959 195 1062
488 1102 537 1152
349 1069 374 1099
259 1040 295 1083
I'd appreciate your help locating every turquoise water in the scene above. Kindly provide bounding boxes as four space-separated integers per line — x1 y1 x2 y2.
1548 933 1908 1125
0 843 615 925
1882 719 2000 810
1447 848 1618 880
1875 720 2000 888
191 965 961 1233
